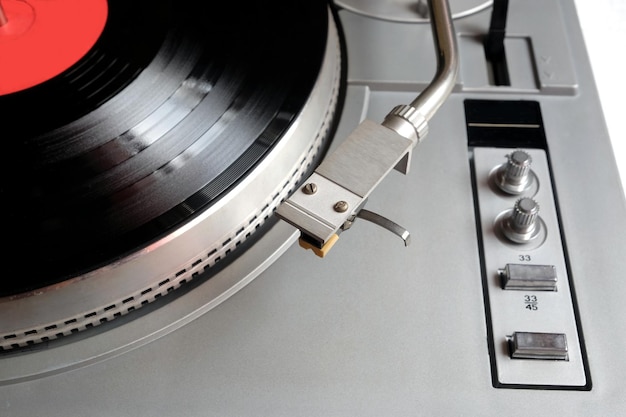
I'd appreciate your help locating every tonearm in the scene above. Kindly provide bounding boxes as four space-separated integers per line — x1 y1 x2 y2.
275 0 459 256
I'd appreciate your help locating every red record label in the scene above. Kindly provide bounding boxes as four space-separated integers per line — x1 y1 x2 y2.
0 0 108 95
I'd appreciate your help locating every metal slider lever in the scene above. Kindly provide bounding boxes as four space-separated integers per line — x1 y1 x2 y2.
275 0 459 256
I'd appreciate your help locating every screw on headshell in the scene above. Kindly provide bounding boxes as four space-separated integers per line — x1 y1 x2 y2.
333 201 349 213
302 183 318 195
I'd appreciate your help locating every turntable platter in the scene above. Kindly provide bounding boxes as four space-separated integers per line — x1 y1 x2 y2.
0 0 344 351
0 0 339 296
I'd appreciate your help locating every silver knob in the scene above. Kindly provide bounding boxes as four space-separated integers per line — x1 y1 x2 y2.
495 149 533 194
501 197 541 243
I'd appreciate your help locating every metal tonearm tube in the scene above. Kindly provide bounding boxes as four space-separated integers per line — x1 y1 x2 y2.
275 0 459 256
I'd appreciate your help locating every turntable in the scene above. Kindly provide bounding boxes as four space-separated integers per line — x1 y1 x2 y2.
1 0 625 415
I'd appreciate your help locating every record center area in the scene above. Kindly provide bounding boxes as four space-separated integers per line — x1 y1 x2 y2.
0 0 108 94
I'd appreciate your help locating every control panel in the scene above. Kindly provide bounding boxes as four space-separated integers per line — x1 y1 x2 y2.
467 100 591 389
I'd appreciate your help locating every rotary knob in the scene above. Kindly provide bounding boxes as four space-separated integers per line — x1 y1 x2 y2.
501 197 541 243
495 149 533 194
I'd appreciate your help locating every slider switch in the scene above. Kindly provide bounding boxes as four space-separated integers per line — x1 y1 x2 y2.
509 332 569 361
499 263 557 291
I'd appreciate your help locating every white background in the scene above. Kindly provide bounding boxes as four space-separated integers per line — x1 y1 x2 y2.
574 0 626 196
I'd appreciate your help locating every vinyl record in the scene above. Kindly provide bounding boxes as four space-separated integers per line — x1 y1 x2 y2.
0 0 332 296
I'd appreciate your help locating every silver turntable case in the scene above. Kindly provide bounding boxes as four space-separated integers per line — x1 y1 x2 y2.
2 0 626 415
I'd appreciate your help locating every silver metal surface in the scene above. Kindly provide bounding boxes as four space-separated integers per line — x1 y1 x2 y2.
0 221 301 383
406 0 459 121
500 197 542 243
2 0 626 416
510 332 569 361
382 103 429 145
356 209 411 246
495 149 534 194
500 264 558 291
381 0 459 142
276 121 413 246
